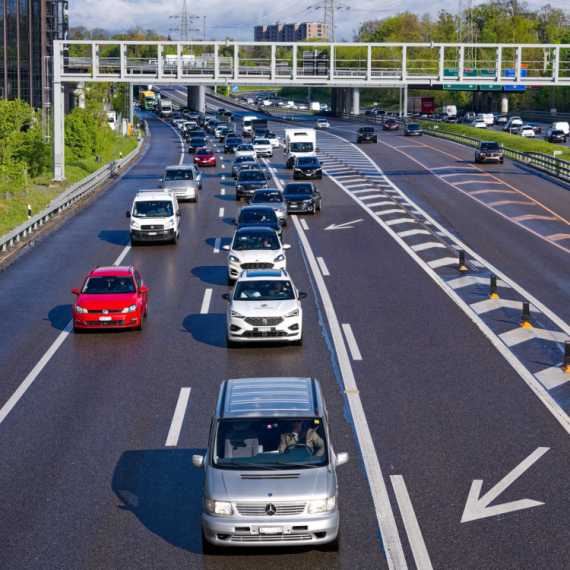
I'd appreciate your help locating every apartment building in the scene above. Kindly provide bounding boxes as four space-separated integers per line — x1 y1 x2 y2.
254 22 327 42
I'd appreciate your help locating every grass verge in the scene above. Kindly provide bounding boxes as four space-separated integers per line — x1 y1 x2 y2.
0 136 138 237
418 121 570 160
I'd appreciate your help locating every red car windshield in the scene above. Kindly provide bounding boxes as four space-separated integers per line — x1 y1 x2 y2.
197 149 213 156
82 276 136 294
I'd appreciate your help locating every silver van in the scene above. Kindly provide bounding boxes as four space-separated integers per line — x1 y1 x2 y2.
192 377 348 552
160 164 202 202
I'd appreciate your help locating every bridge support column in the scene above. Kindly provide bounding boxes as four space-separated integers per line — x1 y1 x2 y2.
490 92 498 113
338 88 344 115
345 88 352 114
403 85 408 117
196 85 205 114
500 93 508 114
330 88 337 115
52 81 66 182
473 91 480 113
481 92 489 112
352 87 360 115
129 82 134 125
187 86 195 110
77 82 85 109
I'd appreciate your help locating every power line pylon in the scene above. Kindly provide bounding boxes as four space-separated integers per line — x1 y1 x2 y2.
457 0 475 64
169 0 199 41
308 0 350 42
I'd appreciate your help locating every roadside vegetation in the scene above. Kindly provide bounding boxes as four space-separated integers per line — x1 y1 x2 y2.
418 120 570 160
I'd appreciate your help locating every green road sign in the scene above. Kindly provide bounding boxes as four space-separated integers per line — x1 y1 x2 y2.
480 85 502 90
443 84 477 90
444 68 459 77
480 69 496 77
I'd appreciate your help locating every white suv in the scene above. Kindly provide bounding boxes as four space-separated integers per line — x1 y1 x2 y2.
222 269 306 346
126 189 181 245
252 138 274 157
223 227 290 284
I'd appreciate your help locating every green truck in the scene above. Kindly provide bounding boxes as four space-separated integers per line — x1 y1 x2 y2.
139 91 156 111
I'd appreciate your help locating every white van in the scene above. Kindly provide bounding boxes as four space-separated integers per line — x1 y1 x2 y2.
552 122 570 135
284 129 317 169
126 189 181 246
476 113 495 127
241 116 258 137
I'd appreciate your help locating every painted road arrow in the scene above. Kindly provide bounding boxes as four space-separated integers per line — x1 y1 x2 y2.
461 447 549 523
325 219 364 230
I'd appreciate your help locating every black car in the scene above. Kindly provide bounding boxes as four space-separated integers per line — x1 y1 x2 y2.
404 123 422 136
293 156 323 180
206 120 219 133
224 137 244 154
185 127 204 141
357 127 377 143
235 170 269 201
232 155 258 177
188 137 207 153
474 141 504 164
445 116 461 124
546 129 567 143
231 205 282 237
220 130 238 144
282 182 322 215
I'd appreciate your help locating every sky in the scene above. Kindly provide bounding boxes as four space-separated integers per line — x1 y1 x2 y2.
68 0 454 42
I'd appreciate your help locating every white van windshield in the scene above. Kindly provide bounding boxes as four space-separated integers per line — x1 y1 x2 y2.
133 200 173 217
290 142 314 152
212 417 328 469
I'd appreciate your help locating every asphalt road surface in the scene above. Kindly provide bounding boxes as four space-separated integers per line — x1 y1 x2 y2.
3 89 570 569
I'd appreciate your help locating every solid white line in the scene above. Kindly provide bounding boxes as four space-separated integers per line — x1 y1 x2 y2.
165 388 191 447
291 216 406 568
0 321 73 426
213 238 221 253
342 324 362 361
221 188 225 195
391 475 434 570
219 207 224 217
200 288 213 314
300 219 309 231
317 256 330 276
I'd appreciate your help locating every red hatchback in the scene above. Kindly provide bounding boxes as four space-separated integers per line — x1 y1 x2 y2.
71 266 148 332
383 120 399 131
194 147 217 167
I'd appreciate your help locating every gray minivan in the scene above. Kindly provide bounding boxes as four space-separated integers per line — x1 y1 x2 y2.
160 164 202 202
192 377 348 552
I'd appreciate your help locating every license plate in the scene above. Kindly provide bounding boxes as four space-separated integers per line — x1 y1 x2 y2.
290 204 298 208
99 316 112 321
148 232 157 235
257 326 272 332
259 527 283 535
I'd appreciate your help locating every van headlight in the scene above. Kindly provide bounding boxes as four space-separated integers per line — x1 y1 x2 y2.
165 218 175 228
206 499 234 516
285 308 299 318
229 255 240 263
308 496 336 514
130 220 140 229
274 254 285 262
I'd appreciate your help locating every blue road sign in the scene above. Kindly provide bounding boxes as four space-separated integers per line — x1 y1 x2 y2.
504 85 527 91
504 68 527 78
232 85 239 92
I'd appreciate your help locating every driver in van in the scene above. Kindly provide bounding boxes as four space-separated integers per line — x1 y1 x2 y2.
278 420 324 456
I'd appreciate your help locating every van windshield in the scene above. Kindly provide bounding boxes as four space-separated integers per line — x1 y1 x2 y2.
133 200 173 217
290 142 314 152
212 417 328 469
165 169 193 180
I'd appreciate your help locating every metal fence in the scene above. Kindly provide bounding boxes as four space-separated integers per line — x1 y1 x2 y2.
0 124 147 253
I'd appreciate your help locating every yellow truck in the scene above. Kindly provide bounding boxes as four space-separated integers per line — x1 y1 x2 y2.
139 91 156 111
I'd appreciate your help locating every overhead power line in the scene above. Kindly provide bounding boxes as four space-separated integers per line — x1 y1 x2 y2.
308 0 350 42
169 0 200 41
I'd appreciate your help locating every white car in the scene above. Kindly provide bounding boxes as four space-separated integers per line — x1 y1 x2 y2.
315 119 330 130
252 138 273 157
172 118 184 129
519 125 535 138
223 227 290 283
472 119 487 128
222 269 306 346
234 144 257 160
215 125 229 138
266 132 280 148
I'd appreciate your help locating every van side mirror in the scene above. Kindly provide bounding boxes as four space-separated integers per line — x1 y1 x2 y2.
159 178 163 182
222 245 230 251
126 211 131 218
298 292 307 300
336 452 349 466
176 210 181 217
222 293 230 301
192 455 204 469
231 219 237 225
283 244 291 250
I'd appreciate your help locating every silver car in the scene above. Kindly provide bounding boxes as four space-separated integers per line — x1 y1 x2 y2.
161 164 202 202
248 189 288 226
192 377 348 552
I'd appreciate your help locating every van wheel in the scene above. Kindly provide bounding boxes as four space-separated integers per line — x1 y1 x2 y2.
202 529 216 555
171 233 178 245
236 194 241 201
322 528 340 552
130 236 138 247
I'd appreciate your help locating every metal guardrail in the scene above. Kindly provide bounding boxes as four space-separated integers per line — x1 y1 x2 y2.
422 127 570 182
0 123 147 253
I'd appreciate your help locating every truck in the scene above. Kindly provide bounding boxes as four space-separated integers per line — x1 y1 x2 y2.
106 111 117 132
139 90 156 111
284 128 317 169
158 98 173 118
309 101 321 111
407 97 435 115
241 116 267 137
442 104 457 117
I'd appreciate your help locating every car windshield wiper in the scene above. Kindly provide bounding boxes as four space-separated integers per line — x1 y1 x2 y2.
273 462 321 468
220 462 278 470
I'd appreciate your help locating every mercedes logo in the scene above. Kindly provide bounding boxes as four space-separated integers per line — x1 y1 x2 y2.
103 309 108 314
265 503 276 516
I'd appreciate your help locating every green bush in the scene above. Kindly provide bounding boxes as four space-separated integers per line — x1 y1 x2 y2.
65 108 99 158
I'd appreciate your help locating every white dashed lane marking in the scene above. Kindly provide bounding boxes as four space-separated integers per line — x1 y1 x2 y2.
317 256 330 276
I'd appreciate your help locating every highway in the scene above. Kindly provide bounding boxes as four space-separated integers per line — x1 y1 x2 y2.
2 87 570 568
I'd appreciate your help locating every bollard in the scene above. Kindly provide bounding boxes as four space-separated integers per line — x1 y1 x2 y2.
458 249 468 272
520 301 532 328
27 205 32 219
563 341 570 373
489 275 499 299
